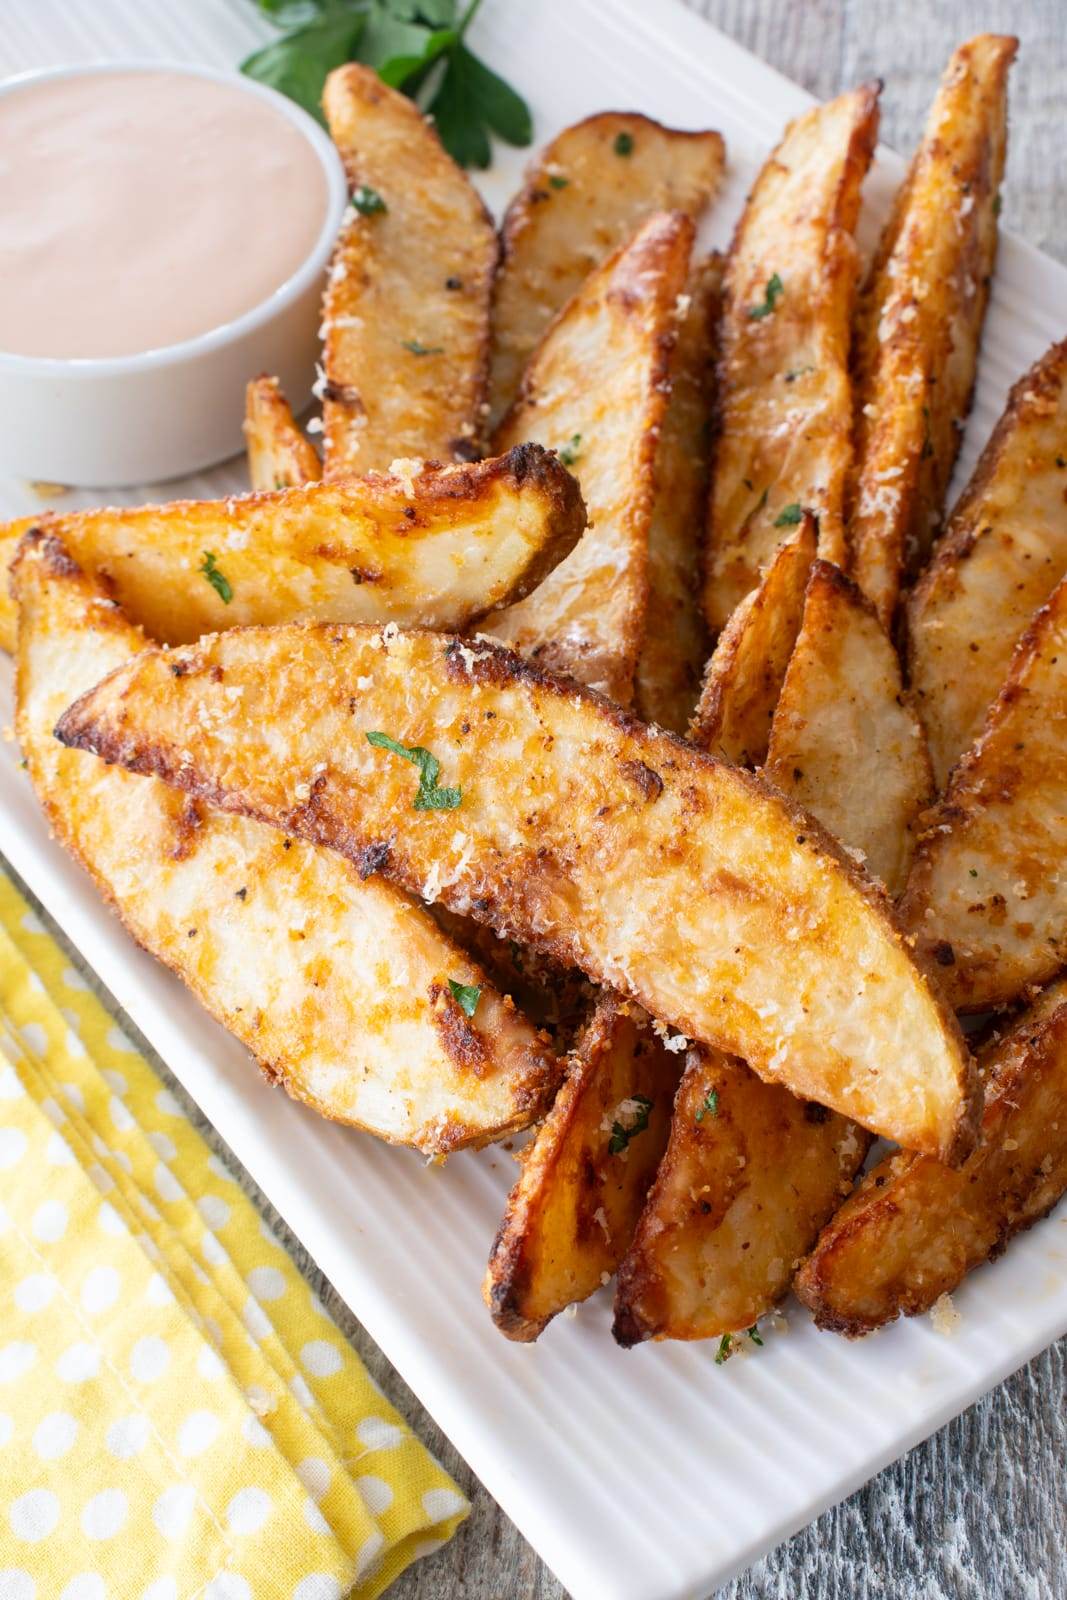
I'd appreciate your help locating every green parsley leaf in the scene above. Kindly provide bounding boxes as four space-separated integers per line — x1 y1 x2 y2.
351 183 388 215
447 979 482 1016
558 434 582 467
613 130 634 157
199 552 233 605
695 1088 719 1123
748 1324 763 1346
365 730 462 810
748 272 784 321
715 1334 732 1365
402 339 444 356
969 867 978 877
773 503 803 528
608 1094 653 1156
241 0 532 170
548 173 569 189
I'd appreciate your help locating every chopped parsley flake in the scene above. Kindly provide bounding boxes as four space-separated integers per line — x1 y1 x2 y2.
969 867 979 877
748 272 783 321
613 131 634 157
695 1088 720 1122
402 339 444 357
365 731 462 811
785 365 815 382
715 1334 732 1365
993 194 1002 217
558 434 582 467
351 184 387 216
199 551 232 605
548 173 569 189
748 1324 764 1346
608 1094 653 1155
774 503 804 528
448 980 482 1017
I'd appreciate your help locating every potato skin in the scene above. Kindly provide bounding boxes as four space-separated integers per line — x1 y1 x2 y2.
901 573 1067 1011
485 1000 681 1341
704 82 879 633
489 111 725 430
57 619 977 1160
907 337 1067 789
850 35 1017 628
14 533 559 1154
796 982 1067 1335
321 64 496 475
244 375 321 492
0 444 586 653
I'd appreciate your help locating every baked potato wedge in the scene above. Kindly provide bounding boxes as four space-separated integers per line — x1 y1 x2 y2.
850 35 1017 628
321 63 496 474
484 999 681 1341
796 980 1067 1335
0 445 585 652
766 560 933 893
487 211 694 702
907 338 1067 788
634 253 722 733
14 532 558 1153
614 1047 866 1344
703 82 879 633
689 516 816 764
57 621 977 1159
901 572 1067 1011
488 112 725 430
244 375 321 491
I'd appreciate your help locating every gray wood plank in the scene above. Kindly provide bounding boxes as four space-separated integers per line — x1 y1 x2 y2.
6 3 1065 1597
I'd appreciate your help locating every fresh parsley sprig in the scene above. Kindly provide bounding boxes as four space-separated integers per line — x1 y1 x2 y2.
366 730 462 810
199 551 233 604
241 0 532 169
448 979 482 1016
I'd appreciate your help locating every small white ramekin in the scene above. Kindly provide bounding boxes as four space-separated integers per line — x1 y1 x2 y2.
0 62 348 488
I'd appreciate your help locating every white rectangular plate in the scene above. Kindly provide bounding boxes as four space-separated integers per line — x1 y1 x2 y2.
2 4 1066 1598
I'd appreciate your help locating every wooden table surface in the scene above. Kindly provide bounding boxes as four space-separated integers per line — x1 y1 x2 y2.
8 1 1065 1595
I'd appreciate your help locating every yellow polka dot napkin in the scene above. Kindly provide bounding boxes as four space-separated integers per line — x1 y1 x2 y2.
0 871 468 1600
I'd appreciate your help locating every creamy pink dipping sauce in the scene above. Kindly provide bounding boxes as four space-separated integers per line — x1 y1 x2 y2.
0 68 329 359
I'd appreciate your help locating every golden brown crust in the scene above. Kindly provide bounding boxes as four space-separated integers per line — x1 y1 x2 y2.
244 376 322 491
689 516 816 764
489 112 725 430
320 63 496 474
14 530 558 1153
765 558 934 894
57 619 977 1159
850 35 1018 628
900 573 1067 1010
487 211 695 702
484 999 681 1341
634 253 722 732
796 982 1067 1334
0 445 585 652
614 1047 870 1343
703 82 879 633
907 338 1067 788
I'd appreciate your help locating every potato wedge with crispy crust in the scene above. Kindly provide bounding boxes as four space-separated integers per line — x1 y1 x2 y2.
634 254 722 733
908 340 1067 789
703 82 879 635
614 1047 867 1344
488 113 725 431
900 573 1067 1011
14 533 558 1154
0 446 585 654
486 211 694 703
58 622 977 1159
484 1000 681 1341
320 63 496 475
796 981 1067 1336
850 36 1017 629
244 376 321 492
689 517 816 764
766 561 933 894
